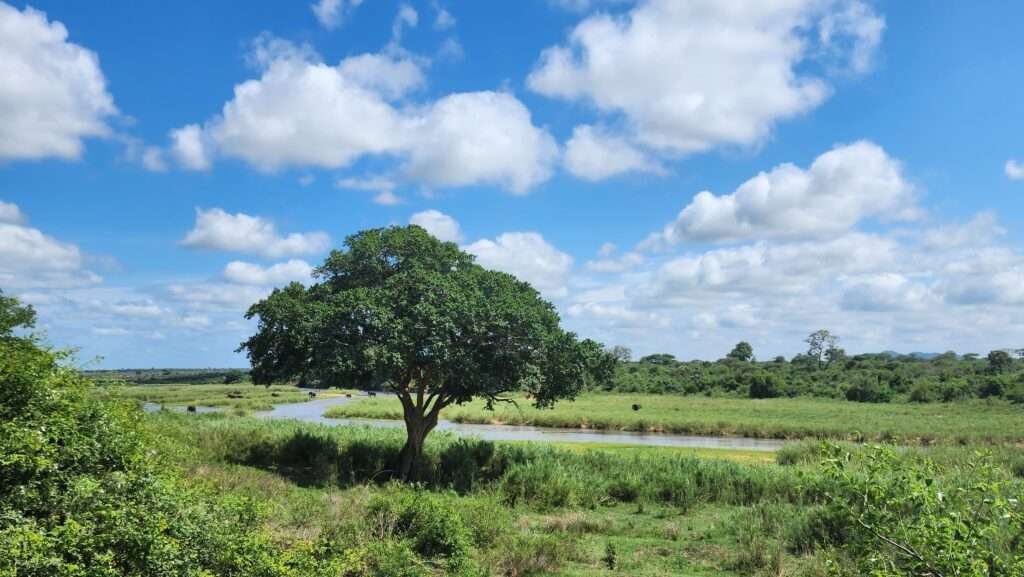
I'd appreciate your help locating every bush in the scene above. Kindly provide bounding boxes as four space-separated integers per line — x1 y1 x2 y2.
818 444 1024 575
844 378 893 403
748 372 782 399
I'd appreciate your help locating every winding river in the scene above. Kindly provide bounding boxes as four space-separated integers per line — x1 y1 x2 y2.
147 395 785 452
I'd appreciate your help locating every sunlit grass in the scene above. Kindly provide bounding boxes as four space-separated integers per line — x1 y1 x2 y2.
323 392 1024 444
100 383 350 411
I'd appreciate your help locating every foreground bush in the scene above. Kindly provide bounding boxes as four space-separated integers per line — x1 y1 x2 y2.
821 444 1024 576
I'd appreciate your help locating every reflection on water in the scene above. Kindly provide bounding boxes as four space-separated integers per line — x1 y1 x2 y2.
253 395 785 452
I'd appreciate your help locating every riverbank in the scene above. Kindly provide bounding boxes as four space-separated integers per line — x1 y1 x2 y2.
323 392 1024 445
101 383 351 412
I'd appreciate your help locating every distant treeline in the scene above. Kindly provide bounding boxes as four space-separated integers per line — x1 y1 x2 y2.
86 368 249 385
603 333 1024 404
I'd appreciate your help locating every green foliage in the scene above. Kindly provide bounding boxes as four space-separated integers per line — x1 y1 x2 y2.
989 349 1015 374
240 225 611 476
727 341 754 362
0 288 35 336
748 371 782 399
820 444 1024 576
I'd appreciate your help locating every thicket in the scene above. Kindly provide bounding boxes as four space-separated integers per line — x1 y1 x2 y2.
608 350 1024 404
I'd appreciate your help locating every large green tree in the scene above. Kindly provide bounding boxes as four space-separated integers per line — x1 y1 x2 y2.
240 226 614 478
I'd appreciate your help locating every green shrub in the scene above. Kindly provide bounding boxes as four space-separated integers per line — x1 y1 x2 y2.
819 444 1024 575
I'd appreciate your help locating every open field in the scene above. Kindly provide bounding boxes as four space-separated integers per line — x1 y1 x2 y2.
146 412 1024 576
100 383 349 412
324 392 1024 445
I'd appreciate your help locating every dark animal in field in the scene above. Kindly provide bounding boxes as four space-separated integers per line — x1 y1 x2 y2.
186 405 197 413
308 391 317 399
226 391 243 399
345 393 352 398
632 404 641 411
367 391 377 397
271 392 280 397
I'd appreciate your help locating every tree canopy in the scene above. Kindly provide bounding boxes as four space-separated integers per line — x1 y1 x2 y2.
240 225 613 477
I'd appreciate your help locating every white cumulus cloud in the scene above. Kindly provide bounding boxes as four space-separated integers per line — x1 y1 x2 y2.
180 208 330 258
564 125 662 181
168 39 557 193
643 141 915 247
410 209 463 243
529 0 882 155
0 3 116 161
223 259 314 286
466 232 573 297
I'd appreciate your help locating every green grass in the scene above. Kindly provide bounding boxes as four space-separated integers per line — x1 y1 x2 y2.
144 412 1024 576
323 392 1024 444
100 383 349 412
523 441 777 465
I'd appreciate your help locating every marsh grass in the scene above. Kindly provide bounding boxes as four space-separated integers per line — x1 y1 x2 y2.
324 392 1024 444
144 412 1023 577
100 383 348 411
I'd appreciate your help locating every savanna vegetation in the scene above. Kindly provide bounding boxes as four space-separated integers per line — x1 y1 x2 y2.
604 335 1024 405
105 382 350 412
324 392 1024 444
239 226 614 478
5 210 1024 577
87 367 251 385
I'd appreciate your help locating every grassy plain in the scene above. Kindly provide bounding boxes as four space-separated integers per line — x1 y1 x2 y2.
323 392 1024 444
146 412 1023 576
102 383 349 412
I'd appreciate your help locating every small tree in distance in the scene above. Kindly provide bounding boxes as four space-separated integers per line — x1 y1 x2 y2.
240 226 614 479
805 330 840 369
727 341 754 362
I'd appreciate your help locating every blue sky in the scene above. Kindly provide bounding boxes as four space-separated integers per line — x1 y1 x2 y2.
1 0 1022 368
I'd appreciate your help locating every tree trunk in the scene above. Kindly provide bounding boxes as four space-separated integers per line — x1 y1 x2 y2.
398 408 437 481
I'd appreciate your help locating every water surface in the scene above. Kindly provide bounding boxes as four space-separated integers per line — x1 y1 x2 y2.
254 395 785 451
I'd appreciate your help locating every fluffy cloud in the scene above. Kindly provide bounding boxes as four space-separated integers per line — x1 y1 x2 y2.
0 3 116 161
169 124 211 170
336 52 425 100
180 208 330 258
644 141 915 246
530 0 882 158
410 209 463 243
0 201 100 289
465 232 573 297
311 0 363 29
223 259 313 285
840 273 936 312
567 301 669 328
564 125 662 181
650 233 898 299
0 200 24 224
1007 159 1024 181
336 176 401 205
403 92 558 193
167 283 271 313
585 251 644 273
108 301 166 318
169 39 557 192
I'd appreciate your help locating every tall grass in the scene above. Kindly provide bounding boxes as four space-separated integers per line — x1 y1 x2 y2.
324 392 1024 444
99 383 346 411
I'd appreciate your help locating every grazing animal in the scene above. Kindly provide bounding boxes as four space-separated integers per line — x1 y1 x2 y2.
345 393 352 398
186 405 197 413
367 391 377 397
308 391 317 399
631 404 641 411
271 392 280 397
